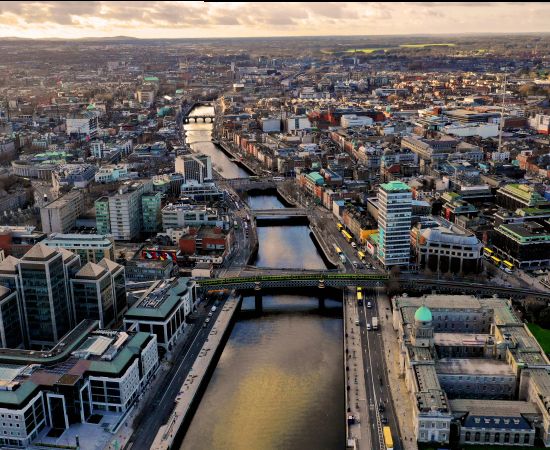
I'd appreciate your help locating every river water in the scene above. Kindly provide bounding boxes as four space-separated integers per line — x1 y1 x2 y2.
184 105 250 179
181 131 344 450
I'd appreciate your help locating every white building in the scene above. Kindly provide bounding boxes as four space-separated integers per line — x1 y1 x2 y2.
95 165 136 183
66 111 99 138
285 115 311 132
377 181 412 267
340 114 373 128
175 154 212 183
161 204 224 231
107 181 153 241
443 122 499 139
40 190 85 234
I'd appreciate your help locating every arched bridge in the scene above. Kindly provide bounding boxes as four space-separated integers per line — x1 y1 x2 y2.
197 273 389 291
183 115 215 123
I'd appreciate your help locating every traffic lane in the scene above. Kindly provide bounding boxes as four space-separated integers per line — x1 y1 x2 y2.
359 302 382 450
132 301 224 449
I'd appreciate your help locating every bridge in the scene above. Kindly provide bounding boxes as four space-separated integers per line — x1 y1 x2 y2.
198 273 388 290
182 115 215 123
196 273 550 301
252 208 308 217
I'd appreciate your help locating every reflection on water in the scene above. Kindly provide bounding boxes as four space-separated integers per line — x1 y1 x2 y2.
255 226 326 270
184 106 249 179
181 295 344 450
246 194 286 210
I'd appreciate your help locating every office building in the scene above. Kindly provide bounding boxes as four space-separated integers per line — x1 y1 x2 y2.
18 245 72 347
40 190 84 234
106 181 153 241
175 154 212 183
161 204 225 231
71 262 115 328
0 226 46 258
377 181 412 267
94 197 111 235
43 233 115 264
0 286 24 348
98 258 127 322
496 184 550 211
124 278 196 353
411 217 483 274
141 192 162 234
0 322 158 447
66 110 99 138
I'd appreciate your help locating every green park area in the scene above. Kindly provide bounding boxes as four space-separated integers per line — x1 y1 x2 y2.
399 43 456 48
527 323 550 354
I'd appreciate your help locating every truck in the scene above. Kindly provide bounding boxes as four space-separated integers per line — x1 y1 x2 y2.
372 317 378 330
383 426 393 450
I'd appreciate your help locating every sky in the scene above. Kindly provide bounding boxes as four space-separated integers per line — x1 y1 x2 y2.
0 2 549 39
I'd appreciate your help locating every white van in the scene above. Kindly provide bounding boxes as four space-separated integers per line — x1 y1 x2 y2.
366 323 372 331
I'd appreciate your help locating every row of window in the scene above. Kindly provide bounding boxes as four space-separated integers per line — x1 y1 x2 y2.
464 431 530 444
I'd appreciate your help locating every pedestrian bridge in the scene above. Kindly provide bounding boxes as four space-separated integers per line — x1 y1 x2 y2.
252 208 309 217
197 273 389 291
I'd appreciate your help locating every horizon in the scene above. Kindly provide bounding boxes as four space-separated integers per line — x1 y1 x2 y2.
1 2 550 40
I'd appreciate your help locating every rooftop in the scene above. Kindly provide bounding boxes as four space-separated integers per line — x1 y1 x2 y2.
380 180 411 192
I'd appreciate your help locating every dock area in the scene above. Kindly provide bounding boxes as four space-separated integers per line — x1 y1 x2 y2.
151 296 242 450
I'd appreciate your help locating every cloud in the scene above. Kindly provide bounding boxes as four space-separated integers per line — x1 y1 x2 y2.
0 1 548 38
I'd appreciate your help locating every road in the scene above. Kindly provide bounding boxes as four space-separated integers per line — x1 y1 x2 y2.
128 298 225 450
357 287 403 450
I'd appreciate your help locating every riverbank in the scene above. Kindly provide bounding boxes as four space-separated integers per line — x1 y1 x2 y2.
214 139 258 176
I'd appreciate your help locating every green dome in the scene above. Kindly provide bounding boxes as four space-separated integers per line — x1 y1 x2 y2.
415 305 432 322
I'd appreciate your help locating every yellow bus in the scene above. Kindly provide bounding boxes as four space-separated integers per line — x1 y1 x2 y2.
337 223 344 231
503 260 514 273
334 245 342 255
483 247 494 258
383 426 393 450
342 230 353 243
357 251 366 261
357 286 362 293
357 291 363 305
490 256 502 266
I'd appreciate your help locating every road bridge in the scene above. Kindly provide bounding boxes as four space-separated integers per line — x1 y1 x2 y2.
252 208 309 217
197 273 550 301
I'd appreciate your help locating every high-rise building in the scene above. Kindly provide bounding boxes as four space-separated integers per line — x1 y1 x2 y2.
175 154 212 183
95 197 111 234
40 190 84 234
106 181 153 241
98 258 127 322
377 181 412 268
0 286 24 348
71 262 115 328
141 192 162 233
18 244 72 347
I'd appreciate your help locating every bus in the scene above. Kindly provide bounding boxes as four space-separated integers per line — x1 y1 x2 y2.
357 286 362 294
483 247 494 259
502 260 514 273
490 255 502 266
337 223 344 231
342 230 353 243
383 426 393 450
357 291 363 305
357 251 366 262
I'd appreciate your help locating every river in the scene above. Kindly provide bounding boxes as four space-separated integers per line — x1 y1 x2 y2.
181 134 344 450
184 105 250 179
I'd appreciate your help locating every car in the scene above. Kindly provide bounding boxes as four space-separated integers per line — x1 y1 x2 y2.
378 402 385 412
205 318 210 323
211 306 217 312
208 312 213 317
366 323 372 331
355 319 360 326
381 416 388 424
367 302 372 309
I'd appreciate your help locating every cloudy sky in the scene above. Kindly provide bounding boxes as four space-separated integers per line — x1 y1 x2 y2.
0 2 549 39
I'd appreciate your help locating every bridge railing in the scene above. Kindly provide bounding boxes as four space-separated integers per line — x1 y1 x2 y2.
197 273 389 287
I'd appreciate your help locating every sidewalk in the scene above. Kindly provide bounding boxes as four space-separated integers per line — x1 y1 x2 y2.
377 292 418 450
